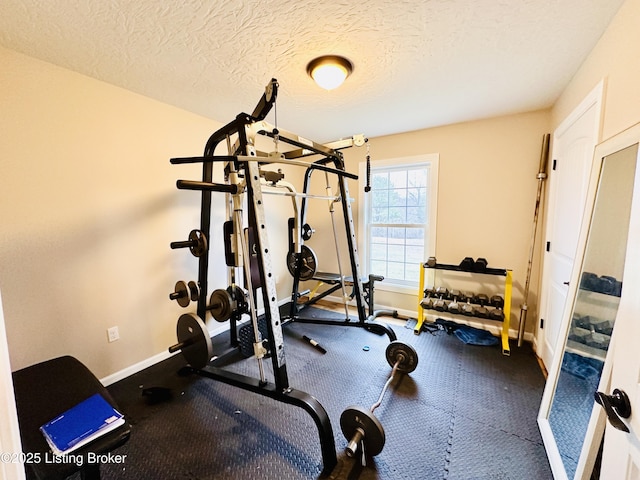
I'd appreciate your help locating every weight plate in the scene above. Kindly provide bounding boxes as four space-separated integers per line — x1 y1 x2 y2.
176 313 213 369
301 223 314 241
227 285 249 316
209 289 233 322
385 341 419 373
340 406 385 457
286 245 318 281
174 280 190 308
188 229 208 257
188 281 200 302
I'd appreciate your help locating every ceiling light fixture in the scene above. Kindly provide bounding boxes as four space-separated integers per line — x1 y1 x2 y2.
306 55 353 90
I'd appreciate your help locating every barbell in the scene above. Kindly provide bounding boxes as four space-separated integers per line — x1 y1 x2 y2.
340 341 419 458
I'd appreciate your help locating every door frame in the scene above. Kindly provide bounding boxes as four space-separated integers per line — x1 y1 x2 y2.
0 290 26 479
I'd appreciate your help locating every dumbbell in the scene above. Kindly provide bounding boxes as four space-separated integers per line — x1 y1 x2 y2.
474 293 489 318
462 292 475 316
474 258 488 272
169 280 200 308
433 287 449 312
459 256 475 271
340 341 419 458
447 290 462 314
488 295 505 321
420 287 436 309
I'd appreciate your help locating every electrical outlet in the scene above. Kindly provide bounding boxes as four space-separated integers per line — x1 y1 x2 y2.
107 326 120 343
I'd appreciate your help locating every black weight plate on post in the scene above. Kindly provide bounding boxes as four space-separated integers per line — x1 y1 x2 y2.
188 229 208 257
188 281 200 302
176 313 213 369
286 245 318 281
385 341 419 373
340 406 385 457
209 289 233 322
174 280 190 308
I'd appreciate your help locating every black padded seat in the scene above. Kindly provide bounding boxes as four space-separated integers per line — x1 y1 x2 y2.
12 356 131 480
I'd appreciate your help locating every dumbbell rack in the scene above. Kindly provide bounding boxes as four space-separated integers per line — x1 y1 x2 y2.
417 261 513 355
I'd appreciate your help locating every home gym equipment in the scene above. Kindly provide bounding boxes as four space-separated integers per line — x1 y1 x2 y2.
166 79 398 475
340 341 418 458
447 290 461 314
170 280 200 308
417 259 513 355
518 133 550 346
170 229 208 257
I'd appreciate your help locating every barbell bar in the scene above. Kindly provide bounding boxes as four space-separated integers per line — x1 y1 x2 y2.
340 341 419 458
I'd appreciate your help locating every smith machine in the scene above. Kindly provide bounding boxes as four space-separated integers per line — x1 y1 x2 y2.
168 79 402 474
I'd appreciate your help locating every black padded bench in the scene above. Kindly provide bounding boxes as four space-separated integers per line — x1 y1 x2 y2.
12 356 131 480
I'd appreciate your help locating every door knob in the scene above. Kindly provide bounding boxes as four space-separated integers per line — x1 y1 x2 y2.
594 388 631 432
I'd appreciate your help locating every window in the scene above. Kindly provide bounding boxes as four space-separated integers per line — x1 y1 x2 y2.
359 154 438 290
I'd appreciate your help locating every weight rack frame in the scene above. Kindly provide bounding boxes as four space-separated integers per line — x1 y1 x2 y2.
169 79 395 475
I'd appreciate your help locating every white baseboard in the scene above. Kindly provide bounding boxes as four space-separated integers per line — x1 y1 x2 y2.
100 321 230 386
100 298 291 386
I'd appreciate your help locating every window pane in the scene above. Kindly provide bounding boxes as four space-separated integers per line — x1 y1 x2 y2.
371 226 387 240
372 189 388 207
389 227 405 241
408 169 427 187
406 206 425 223
388 207 406 223
389 170 407 188
370 243 387 260
371 260 387 276
406 244 423 259
372 207 388 223
406 229 425 246
372 172 388 189
404 263 419 281
387 262 405 279
388 244 405 262
389 188 407 207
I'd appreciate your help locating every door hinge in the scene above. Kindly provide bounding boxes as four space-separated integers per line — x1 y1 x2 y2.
540 318 544 329
546 241 551 252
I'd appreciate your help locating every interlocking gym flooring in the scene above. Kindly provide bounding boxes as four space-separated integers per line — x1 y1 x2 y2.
97 308 553 479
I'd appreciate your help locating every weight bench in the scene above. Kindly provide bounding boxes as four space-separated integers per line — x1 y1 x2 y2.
297 272 397 320
12 356 131 480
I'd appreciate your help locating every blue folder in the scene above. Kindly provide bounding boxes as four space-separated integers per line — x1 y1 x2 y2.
40 393 124 455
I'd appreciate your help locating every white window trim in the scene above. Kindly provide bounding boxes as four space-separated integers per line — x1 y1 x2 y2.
358 153 439 294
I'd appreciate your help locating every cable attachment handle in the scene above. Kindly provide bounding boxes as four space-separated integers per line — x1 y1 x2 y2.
364 139 372 193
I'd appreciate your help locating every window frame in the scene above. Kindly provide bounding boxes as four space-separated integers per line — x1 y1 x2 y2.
358 153 439 294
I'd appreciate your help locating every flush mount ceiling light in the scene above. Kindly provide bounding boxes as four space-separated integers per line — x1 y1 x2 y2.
306 55 353 90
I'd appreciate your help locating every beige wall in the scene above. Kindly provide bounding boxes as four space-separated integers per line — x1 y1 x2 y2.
0 47 297 378
552 0 640 139
303 110 551 337
0 46 213 377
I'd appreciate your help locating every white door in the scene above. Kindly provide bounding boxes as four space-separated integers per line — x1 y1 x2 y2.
537 82 602 369
598 144 640 478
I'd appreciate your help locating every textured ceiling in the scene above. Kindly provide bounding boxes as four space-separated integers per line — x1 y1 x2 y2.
0 0 625 142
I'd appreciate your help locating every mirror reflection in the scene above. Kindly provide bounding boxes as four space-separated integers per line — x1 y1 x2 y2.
548 143 638 478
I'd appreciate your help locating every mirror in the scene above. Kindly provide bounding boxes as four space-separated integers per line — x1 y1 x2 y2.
538 140 638 479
